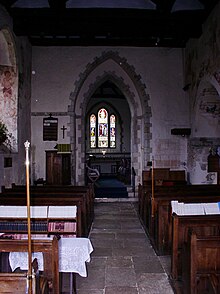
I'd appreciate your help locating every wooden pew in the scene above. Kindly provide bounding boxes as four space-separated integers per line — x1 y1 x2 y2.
0 273 48 293
0 192 85 237
139 170 219 232
10 183 95 226
171 213 220 282
181 230 220 294
0 237 59 294
138 181 220 255
0 204 81 239
1 184 94 236
139 168 173 229
151 195 220 255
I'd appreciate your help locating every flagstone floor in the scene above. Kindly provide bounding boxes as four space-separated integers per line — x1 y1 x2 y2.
62 202 174 294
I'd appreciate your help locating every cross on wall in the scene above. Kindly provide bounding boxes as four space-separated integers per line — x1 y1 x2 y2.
61 125 67 139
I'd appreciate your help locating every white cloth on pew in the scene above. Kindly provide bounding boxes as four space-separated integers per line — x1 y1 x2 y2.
171 201 220 215
9 252 44 271
48 206 77 218
203 202 220 214
0 205 76 218
0 206 48 218
9 237 93 277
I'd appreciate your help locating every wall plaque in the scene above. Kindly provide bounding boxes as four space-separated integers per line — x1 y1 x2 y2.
43 116 58 141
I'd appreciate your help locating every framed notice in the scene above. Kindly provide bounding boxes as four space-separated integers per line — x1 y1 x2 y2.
43 116 58 141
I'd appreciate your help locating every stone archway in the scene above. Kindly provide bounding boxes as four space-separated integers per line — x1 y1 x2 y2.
68 51 152 185
193 74 220 137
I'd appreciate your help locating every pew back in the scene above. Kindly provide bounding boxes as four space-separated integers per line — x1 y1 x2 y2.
0 273 49 293
0 184 94 236
182 231 220 294
0 237 59 294
171 213 220 281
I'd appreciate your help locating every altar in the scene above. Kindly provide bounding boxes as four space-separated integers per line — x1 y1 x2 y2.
88 153 131 176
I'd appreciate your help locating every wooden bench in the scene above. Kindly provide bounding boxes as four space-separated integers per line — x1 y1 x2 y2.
151 195 220 255
0 237 59 294
181 230 220 294
0 193 85 237
10 183 95 227
0 205 79 240
139 170 219 230
138 180 220 255
1 184 94 236
0 272 48 293
171 213 220 281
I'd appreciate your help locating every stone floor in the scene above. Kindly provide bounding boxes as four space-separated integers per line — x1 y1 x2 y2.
71 202 174 294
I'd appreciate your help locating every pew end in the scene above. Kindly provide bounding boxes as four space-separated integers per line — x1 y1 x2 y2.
0 237 59 294
0 272 49 293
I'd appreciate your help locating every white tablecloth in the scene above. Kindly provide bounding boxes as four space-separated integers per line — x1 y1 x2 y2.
9 237 93 277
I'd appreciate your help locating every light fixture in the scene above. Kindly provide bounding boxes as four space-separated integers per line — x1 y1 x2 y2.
102 150 106 157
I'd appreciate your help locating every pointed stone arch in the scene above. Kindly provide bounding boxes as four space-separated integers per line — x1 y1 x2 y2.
193 74 220 137
68 51 152 185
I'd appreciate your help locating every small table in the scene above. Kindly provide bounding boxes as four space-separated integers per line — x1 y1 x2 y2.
9 237 93 293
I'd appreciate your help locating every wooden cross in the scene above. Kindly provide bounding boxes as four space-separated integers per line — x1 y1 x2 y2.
61 125 67 139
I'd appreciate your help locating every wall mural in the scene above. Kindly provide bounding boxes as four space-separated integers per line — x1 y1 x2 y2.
0 66 18 151
199 85 220 118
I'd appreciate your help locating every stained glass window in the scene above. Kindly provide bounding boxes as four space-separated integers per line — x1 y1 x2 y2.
98 108 108 148
110 114 116 148
90 114 96 148
89 108 116 149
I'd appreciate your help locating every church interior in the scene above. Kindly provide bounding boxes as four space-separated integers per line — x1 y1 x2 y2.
0 0 220 293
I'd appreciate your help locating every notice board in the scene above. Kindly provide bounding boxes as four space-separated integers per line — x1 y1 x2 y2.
43 116 58 141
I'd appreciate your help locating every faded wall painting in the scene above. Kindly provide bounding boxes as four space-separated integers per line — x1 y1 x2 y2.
0 66 18 151
0 28 18 152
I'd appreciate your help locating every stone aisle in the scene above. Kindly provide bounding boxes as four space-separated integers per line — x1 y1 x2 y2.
74 202 174 294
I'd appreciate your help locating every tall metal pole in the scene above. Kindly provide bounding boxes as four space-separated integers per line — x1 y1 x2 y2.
24 141 32 294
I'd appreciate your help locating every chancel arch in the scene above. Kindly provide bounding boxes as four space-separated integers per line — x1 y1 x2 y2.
68 51 152 185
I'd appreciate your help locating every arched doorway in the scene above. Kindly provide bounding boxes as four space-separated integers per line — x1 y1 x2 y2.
85 81 131 196
68 51 152 187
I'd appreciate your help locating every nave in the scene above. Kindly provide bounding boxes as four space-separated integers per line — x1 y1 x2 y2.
72 202 174 294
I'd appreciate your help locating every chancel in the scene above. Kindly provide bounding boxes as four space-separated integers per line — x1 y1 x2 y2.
0 0 220 293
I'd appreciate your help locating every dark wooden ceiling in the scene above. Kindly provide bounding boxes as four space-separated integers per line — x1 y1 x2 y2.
0 0 218 47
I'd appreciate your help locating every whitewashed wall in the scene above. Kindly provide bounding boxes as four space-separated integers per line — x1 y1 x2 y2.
31 47 188 183
185 1 220 184
0 4 32 189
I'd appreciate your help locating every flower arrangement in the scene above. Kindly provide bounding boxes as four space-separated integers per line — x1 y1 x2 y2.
0 120 8 145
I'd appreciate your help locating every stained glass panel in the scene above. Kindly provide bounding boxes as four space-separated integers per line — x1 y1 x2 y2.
90 114 96 148
110 114 116 148
98 108 108 148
